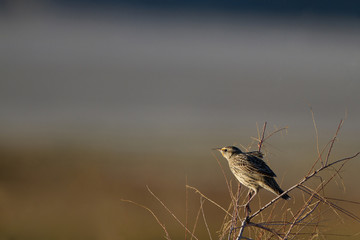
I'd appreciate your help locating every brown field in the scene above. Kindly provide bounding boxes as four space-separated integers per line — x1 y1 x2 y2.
0 130 359 240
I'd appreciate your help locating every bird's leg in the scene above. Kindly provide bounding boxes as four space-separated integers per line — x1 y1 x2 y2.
240 190 256 206
235 184 242 219
241 190 257 214
248 190 257 203
245 191 253 214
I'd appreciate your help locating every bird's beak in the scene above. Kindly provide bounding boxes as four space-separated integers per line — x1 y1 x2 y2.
212 148 222 151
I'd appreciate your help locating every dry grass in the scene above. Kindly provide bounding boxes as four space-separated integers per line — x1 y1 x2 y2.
130 117 360 240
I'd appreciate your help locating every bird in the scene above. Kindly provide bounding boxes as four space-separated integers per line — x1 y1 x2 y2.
214 146 290 201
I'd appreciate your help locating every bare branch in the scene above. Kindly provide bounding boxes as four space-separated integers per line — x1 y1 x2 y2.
310 107 322 166
237 216 249 240
247 222 284 240
263 127 288 144
258 122 267 152
190 202 202 240
249 152 360 220
147 186 199 240
185 176 188 240
200 197 213 240
121 199 171 240
324 119 343 166
212 152 236 204
298 185 360 222
186 185 232 217
325 197 360 205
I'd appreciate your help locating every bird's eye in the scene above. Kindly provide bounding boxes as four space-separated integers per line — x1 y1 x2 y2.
224 149 227 152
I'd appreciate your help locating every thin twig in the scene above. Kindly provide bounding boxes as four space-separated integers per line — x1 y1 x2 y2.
249 152 360 220
186 185 232 217
298 185 360 222
296 202 321 224
284 200 320 239
237 216 249 240
185 176 189 240
307 140 332 175
258 122 267 152
325 119 343 166
190 202 202 240
289 207 334 240
310 108 322 166
325 197 360 205
147 186 199 240
229 184 242 240
263 127 288 144
121 199 171 240
247 222 284 240
200 197 213 240
212 152 237 205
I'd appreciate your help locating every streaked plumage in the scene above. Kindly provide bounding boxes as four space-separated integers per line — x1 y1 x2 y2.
215 146 290 200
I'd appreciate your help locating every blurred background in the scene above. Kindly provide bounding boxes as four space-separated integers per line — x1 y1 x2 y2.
1 0 360 239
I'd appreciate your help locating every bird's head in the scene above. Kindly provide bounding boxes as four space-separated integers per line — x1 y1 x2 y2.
213 146 242 159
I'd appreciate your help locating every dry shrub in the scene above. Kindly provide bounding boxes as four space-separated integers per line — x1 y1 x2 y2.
123 117 360 240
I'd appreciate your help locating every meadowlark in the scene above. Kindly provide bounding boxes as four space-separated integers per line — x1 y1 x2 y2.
214 146 290 200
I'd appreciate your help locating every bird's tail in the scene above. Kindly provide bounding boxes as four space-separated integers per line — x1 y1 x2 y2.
278 189 291 200
264 177 291 200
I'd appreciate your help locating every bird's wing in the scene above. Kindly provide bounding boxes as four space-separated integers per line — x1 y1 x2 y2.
234 153 277 177
246 151 264 159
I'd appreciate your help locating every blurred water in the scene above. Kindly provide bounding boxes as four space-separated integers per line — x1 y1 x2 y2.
1 7 360 151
